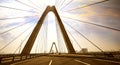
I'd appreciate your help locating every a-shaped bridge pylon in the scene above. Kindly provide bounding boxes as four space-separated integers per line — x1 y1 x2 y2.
21 6 75 55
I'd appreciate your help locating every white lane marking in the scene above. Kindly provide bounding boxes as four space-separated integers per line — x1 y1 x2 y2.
49 60 52 65
95 59 120 64
74 59 90 65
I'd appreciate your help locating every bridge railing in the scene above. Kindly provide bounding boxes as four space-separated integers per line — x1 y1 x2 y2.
48 52 120 60
0 53 48 64
78 51 120 59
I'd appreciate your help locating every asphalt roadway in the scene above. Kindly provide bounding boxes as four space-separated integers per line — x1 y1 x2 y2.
11 56 120 65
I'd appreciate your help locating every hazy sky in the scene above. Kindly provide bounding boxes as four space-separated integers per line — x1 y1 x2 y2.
0 0 120 54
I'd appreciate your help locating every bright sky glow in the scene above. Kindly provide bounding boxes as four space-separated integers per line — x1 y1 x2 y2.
0 0 120 54
48 0 55 6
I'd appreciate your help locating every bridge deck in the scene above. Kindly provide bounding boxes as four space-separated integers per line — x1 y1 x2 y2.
10 56 120 65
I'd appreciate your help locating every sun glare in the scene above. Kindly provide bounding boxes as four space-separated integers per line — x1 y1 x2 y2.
47 0 55 6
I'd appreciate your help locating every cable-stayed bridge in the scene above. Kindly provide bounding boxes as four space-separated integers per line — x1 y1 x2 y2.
0 0 120 65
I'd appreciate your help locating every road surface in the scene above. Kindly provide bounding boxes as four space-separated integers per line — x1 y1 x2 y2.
11 56 120 65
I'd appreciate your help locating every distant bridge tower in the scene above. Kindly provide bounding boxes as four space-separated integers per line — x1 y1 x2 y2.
49 42 58 54
21 6 75 55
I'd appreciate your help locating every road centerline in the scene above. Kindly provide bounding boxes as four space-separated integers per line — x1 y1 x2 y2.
74 59 91 65
49 60 53 65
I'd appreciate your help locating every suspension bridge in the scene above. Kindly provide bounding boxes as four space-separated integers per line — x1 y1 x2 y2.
0 0 120 65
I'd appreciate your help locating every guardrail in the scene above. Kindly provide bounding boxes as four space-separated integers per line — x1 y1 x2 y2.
0 54 48 65
48 52 120 61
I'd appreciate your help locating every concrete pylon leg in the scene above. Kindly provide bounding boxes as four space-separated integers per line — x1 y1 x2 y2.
21 6 75 55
